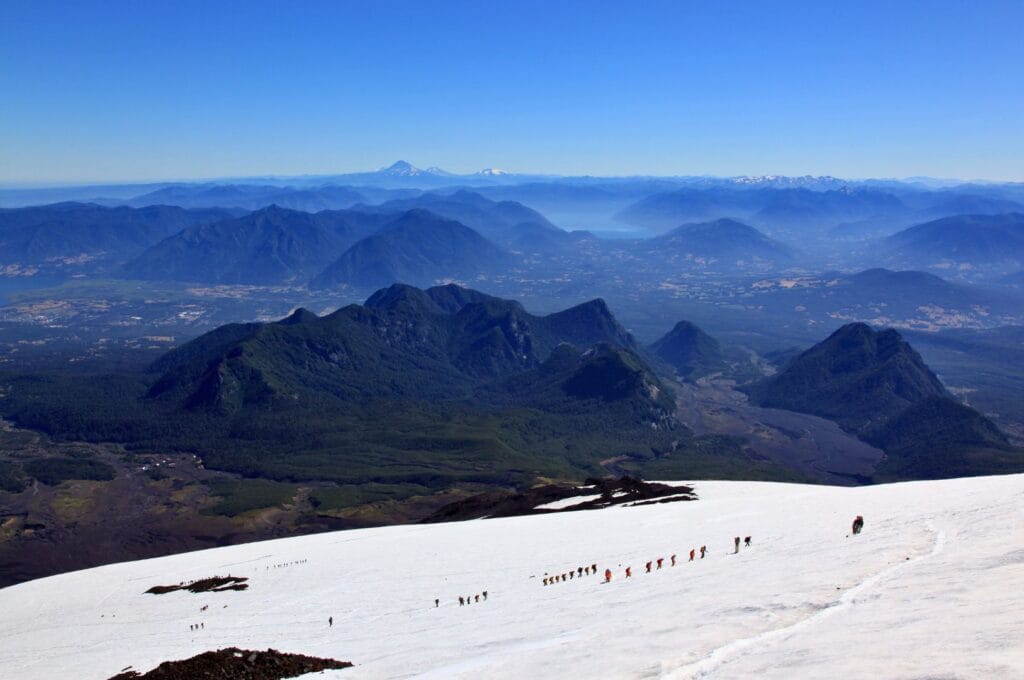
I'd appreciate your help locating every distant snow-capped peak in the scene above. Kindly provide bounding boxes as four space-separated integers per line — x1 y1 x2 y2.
379 160 421 176
476 168 509 176
378 161 432 176
727 175 845 188
378 161 454 177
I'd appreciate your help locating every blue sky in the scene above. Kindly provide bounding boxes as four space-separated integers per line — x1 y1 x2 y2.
2 1 1022 183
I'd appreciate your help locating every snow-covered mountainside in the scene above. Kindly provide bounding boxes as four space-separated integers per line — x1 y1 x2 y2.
1 476 1022 679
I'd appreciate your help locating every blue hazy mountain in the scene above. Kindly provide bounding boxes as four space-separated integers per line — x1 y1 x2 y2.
0 202 237 271
122 205 390 285
883 213 1024 272
129 184 369 212
470 180 685 231
0 183 176 208
617 186 907 234
309 209 513 289
917 194 1024 219
349 189 570 250
752 187 905 231
641 218 795 264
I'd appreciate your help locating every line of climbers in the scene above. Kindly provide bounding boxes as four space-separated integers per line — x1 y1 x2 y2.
267 559 308 570
542 563 599 586
454 591 488 606
429 516 861 608
599 537 754 583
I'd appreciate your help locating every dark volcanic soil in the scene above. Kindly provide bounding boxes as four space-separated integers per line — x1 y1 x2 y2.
146 575 248 595
423 476 695 523
0 422 410 588
107 647 352 679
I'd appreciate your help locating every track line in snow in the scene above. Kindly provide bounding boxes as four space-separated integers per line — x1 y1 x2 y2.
665 525 947 680
124 554 275 583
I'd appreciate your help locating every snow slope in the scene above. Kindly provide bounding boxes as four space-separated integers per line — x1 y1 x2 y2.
1 476 1022 679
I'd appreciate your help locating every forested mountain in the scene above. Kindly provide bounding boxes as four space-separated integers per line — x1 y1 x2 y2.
748 323 1024 479
1 284 688 491
148 283 639 410
122 205 391 284
649 320 727 380
749 322 949 431
0 202 236 271
309 210 513 289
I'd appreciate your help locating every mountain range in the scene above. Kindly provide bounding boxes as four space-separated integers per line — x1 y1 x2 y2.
6 287 1018 488
7 187 1024 294
618 183 1024 245
1 284 686 492
2 283 1023 590
0 202 237 272
148 283 643 410
350 189 571 250
288 160 554 189
122 205 391 285
119 191 577 287
128 183 370 212
616 186 909 234
5 163 1024 597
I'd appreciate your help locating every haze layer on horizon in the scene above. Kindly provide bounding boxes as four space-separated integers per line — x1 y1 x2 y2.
2 0 1022 184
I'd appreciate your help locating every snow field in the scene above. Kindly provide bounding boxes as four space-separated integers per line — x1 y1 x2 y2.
0 475 1021 679
533 494 603 510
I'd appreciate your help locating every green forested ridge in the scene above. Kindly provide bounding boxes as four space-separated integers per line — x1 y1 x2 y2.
748 323 1024 479
748 322 949 431
2 285 765 494
5 290 1015 504
869 397 1021 480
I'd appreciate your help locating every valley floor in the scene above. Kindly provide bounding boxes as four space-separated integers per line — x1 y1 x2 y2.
0 475 1022 679
674 378 883 484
